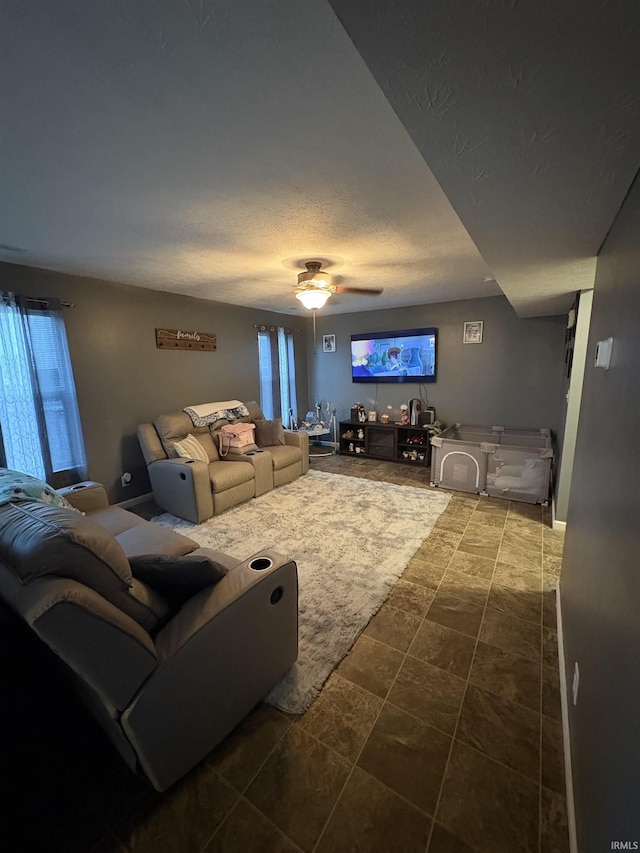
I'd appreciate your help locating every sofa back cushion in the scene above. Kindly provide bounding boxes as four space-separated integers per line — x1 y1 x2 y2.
0 501 132 587
244 400 265 421
0 502 172 632
154 413 219 461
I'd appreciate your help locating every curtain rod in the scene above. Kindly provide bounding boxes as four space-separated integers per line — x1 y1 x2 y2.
25 297 75 308
253 324 293 333
0 294 75 308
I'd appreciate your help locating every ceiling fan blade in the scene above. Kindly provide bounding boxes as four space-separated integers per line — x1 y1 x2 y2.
335 286 384 296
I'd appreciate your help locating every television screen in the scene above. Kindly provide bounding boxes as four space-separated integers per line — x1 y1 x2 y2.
351 328 437 383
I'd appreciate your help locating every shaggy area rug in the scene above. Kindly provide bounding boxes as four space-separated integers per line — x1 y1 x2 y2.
152 470 450 714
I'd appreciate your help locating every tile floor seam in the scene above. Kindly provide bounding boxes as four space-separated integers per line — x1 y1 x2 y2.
310 502 472 853
307 704 440 852
425 500 508 853
419 499 479 852
240 717 295 793
204 795 306 853
337 646 471 740
302 717 440 822
201 793 244 852
90 826 123 853
449 729 544 790
464 673 545 717
208 714 297 845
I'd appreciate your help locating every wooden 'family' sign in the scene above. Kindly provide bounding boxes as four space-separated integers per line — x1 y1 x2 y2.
155 328 217 351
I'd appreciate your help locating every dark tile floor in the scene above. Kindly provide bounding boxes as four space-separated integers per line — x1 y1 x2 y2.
1 455 570 852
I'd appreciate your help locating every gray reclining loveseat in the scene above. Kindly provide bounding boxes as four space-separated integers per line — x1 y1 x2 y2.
137 400 309 523
0 475 298 792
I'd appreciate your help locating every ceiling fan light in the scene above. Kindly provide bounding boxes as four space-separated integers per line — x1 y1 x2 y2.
296 288 331 310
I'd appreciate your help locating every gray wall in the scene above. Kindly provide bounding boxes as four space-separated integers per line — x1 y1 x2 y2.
2 263 567 507
560 173 640 849
308 295 566 437
0 262 309 503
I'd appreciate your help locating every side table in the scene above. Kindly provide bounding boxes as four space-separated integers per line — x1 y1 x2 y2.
299 425 337 458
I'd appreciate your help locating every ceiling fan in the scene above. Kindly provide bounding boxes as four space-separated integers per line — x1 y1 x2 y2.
294 261 383 310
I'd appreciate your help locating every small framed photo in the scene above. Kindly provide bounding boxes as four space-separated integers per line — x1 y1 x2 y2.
322 334 336 353
463 321 483 344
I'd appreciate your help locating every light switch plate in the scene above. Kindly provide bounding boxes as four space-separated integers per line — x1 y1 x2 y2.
594 337 613 370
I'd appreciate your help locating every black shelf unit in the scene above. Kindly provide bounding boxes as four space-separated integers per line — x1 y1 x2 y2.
338 420 430 468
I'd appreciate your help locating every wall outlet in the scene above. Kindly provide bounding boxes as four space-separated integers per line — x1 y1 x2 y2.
572 662 580 706
121 472 132 488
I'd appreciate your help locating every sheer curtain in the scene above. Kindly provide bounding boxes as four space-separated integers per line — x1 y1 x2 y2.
257 325 298 427
0 292 87 486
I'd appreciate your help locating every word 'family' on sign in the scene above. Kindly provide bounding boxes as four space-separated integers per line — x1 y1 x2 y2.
155 328 217 351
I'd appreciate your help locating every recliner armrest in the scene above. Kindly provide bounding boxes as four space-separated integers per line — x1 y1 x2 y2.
153 549 296 659
284 430 309 473
147 458 214 524
58 481 109 513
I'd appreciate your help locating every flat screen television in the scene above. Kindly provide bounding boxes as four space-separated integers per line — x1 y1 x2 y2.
351 327 437 383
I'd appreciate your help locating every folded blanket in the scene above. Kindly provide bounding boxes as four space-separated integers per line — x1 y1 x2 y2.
183 400 249 427
0 467 76 510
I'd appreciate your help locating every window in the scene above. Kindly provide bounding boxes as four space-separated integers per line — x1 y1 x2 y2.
257 326 298 427
0 292 87 487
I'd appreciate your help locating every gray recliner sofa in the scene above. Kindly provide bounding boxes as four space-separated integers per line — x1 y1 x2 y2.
0 480 298 792
137 401 309 523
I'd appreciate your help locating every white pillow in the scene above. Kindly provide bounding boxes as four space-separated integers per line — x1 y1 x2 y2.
173 434 209 463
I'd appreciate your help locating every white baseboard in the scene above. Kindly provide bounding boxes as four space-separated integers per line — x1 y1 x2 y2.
117 491 153 509
551 494 567 531
556 581 579 853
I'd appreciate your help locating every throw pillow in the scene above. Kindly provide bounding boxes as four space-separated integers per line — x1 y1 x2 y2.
129 552 229 607
173 434 209 463
0 467 77 510
254 418 286 447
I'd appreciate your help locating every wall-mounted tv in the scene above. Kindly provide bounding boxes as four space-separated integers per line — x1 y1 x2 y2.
351 327 437 383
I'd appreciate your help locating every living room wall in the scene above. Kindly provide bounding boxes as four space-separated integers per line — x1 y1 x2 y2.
307 294 566 438
0 262 309 503
559 172 640 849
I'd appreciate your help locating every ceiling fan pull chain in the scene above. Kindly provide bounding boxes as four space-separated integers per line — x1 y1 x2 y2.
312 308 317 354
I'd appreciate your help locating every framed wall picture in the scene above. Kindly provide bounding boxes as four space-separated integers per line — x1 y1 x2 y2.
322 334 336 352
463 321 483 344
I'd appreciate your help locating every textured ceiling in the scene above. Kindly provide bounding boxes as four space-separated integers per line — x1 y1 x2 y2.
0 1 638 318
330 0 640 317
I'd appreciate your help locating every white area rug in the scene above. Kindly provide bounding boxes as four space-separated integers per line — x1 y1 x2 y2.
152 470 451 714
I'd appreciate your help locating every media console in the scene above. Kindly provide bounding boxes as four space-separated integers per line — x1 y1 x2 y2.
339 420 430 468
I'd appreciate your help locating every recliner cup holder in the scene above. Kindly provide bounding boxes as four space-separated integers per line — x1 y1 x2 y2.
249 557 273 571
